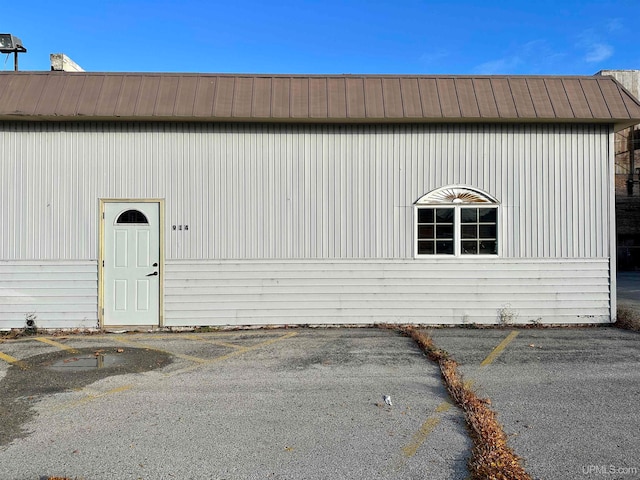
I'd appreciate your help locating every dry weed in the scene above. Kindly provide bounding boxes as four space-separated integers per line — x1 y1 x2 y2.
400 326 532 480
615 306 640 332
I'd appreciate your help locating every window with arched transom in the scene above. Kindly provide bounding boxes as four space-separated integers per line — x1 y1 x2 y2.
414 186 499 257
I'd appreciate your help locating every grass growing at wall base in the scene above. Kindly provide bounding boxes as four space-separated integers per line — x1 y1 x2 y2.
615 306 640 332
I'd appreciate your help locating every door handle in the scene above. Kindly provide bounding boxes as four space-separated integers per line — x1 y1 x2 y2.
146 271 158 277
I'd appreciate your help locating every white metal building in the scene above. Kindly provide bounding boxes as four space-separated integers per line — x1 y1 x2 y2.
1 72 640 329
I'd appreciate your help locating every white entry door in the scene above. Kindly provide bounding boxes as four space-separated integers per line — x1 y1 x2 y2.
103 202 160 326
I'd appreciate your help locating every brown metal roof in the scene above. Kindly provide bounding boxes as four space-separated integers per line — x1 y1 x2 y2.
1 72 639 129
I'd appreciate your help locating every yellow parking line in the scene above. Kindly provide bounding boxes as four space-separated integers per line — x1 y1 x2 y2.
110 336 209 364
34 337 79 353
0 351 28 369
33 331 300 413
480 330 519 367
111 331 297 367
401 399 451 458
50 384 134 412
206 331 298 365
163 331 298 377
185 335 249 351
402 416 442 457
400 332 518 458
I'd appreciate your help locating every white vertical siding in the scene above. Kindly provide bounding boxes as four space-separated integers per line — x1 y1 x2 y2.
0 122 611 261
0 122 614 328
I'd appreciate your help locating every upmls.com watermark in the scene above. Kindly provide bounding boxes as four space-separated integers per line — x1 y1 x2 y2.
582 465 638 476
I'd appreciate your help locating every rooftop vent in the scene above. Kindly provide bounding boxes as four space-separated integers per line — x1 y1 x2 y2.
50 53 85 72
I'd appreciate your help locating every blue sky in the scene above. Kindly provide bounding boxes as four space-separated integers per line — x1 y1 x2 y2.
2 0 638 75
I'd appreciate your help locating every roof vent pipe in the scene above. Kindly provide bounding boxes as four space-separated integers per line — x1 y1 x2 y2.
50 53 84 72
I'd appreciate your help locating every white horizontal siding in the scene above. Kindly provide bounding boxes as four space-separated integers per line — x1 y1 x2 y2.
0 258 610 329
0 122 611 261
163 259 611 326
0 261 98 329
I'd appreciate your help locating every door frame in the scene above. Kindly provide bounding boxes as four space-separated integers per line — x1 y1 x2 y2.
99 198 165 328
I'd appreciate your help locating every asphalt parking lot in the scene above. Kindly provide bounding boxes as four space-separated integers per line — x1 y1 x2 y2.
618 271 640 310
426 327 640 480
0 326 639 480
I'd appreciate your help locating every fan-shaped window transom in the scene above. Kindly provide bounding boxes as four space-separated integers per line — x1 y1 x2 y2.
414 186 499 257
116 210 149 225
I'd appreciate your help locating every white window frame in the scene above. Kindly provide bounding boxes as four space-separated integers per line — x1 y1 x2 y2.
413 186 500 258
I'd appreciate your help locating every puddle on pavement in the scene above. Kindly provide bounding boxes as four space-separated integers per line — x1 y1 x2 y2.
48 354 125 371
0 346 173 448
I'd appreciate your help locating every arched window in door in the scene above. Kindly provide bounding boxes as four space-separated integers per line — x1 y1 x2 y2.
116 210 149 225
